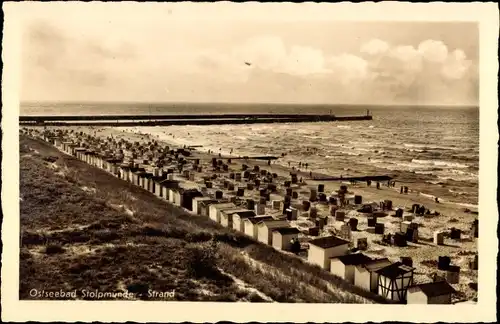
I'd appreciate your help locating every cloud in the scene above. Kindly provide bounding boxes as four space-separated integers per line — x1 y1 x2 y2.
364 39 476 104
22 20 138 100
283 45 328 75
327 54 369 84
227 36 330 76
191 35 477 105
234 36 288 71
360 39 390 56
441 49 471 80
418 39 449 63
21 22 477 105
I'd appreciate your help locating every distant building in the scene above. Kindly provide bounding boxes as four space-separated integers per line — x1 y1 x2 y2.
243 216 274 239
208 203 236 223
376 262 415 302
191 197 215 215
153 179 163 198
220 208 250 228
354 258 392 293
307 236 350 270
272 227 300 251
168 188 183 206
407 281 456 304
330 253 373 284
257 219 290 245
119 165 131 182
232 210 257 232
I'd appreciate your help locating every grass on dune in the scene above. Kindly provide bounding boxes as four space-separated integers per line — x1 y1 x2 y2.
19 135 386 303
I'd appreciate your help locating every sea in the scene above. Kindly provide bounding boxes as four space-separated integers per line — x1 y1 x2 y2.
21 102 479 207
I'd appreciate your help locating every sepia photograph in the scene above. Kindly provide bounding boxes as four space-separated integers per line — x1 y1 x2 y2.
2 1 498 323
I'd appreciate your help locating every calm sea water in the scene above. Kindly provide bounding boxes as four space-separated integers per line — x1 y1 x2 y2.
21 102 479 206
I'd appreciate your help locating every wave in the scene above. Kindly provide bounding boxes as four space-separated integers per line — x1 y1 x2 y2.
426 180 446 185
448 189 467 195
454 202 478 209
339 151 362 156
414 171 434 175
368 159 388 164
437 175 478 183
405 148 425 152
403 143 457 151
353 148 372 152
418 191 477 208
303 135 324 139
419 192 437 200
411 159 469 169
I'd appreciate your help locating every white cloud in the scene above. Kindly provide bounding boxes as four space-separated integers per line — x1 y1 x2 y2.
232 36 288 72
189 36 477 105
283 45 328 75
21 20 478 105
360 38 390 56
441 49 471 80
327 54 368 84
418 39 449 63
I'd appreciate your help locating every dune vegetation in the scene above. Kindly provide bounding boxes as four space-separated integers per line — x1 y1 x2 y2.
19 135 389 303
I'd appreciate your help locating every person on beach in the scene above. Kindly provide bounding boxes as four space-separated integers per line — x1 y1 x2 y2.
288 162 291 167
309 171 312 177
299 162 302 168
305 163 308 169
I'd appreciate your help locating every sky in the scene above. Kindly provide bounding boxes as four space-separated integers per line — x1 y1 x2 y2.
18 3 479 106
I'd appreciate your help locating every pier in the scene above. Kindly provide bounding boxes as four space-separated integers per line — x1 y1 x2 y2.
19 113 373 126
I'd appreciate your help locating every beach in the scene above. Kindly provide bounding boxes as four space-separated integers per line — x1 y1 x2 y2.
53 124 478 302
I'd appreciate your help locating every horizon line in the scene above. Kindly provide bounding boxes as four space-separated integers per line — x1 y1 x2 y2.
20 100 479 109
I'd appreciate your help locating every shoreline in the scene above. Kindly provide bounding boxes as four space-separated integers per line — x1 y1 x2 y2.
127 124 478 208
110 125 478 211
41 124 478 221
26 125 478 302
19 134 385 304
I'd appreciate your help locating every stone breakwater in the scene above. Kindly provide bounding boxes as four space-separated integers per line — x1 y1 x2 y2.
20 126 478 304
19 113 373 126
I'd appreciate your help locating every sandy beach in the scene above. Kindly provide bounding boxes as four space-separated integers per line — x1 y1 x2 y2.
57 125 478 302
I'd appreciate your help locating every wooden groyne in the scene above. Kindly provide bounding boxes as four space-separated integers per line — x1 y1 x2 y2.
312 175 394 182
222 156 280 161
19 113 373 126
